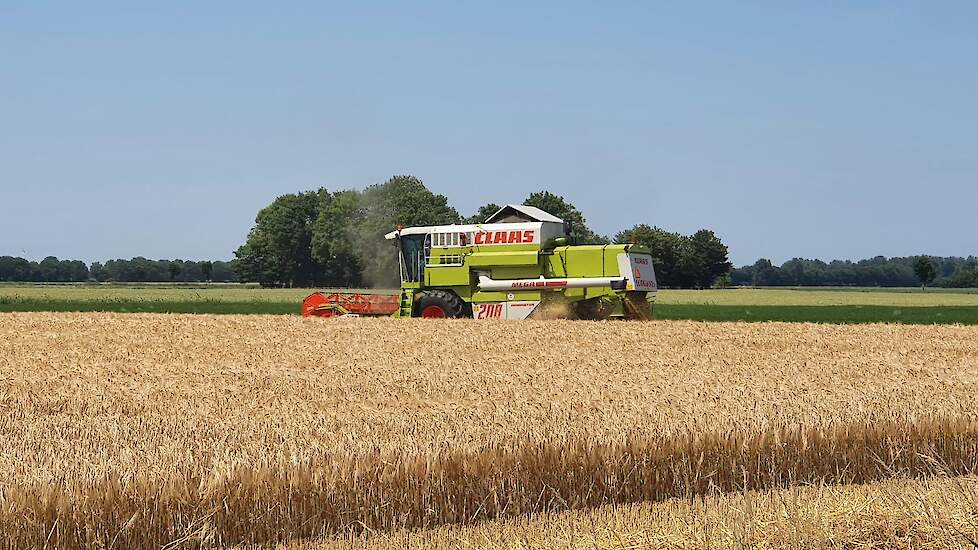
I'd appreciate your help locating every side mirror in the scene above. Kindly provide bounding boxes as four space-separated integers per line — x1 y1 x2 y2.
563 221 573 236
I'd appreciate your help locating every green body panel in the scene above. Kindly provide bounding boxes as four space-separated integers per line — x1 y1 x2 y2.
544 245 636 301
465 250 540 267
425 266 471 287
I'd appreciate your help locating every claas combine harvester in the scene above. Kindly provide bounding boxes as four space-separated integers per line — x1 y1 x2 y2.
302 204 657 320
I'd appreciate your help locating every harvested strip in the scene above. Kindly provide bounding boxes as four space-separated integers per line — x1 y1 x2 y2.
287 476 978 549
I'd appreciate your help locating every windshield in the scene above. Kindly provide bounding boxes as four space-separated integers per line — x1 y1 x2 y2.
399 234 426 283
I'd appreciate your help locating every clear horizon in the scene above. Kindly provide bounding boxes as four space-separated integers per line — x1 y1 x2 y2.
2 3 976 267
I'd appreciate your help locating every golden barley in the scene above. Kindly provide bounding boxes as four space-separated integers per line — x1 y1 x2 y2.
0 312 976 548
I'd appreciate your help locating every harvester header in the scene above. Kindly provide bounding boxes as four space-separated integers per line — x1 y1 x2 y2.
303 204 656 320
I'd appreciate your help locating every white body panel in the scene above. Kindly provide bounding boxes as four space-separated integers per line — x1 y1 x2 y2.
618 253 658 292
385 221 565 248
472 223 541 246
472 301 541 320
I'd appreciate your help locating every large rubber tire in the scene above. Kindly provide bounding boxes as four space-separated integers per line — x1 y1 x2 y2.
415 290 467 319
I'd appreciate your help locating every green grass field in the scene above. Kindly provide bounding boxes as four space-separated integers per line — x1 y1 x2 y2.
2 283 978 324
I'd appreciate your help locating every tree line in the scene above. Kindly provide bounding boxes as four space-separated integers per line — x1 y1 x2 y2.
0 256 237 283
731 255 978 288
9 176 977 290
234 175 733 289
0 256 90 283
92 258 237 282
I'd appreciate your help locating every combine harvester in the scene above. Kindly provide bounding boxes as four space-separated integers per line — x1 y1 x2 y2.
302 204 657 320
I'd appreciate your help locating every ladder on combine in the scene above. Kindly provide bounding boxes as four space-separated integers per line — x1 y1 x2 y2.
398 291 415 318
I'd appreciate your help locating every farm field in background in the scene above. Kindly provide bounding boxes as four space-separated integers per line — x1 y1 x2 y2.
663 287 978 306
3 283 978 323
0 283 316 303
5 283 978 305
1 313 976 547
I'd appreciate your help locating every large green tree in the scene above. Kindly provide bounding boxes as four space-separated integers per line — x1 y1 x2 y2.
747 258 779 286
685 229 732 288
311 190 364 287
912 255 937 290
232 232 275 286
234 189 329 287
200 261 213 282
523 191 607 244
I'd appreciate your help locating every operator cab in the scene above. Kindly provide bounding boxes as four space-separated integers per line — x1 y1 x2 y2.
397 233 427 283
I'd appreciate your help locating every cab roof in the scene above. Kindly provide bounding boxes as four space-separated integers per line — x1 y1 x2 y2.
485 204 564 224
384 221 544 240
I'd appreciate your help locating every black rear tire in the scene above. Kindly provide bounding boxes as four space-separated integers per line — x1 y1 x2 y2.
415 290 467 318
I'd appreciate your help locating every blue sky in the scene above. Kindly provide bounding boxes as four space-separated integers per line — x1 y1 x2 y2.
1 2 975 266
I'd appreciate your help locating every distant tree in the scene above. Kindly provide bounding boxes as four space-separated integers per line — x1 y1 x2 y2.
523 191 607 244
132 257 150 281
912 256 937 290
944 266 978 288
463 203 502 224
729 264 754 286
89 261 104 282
200 261 213 282
65 260 88 282
0 256 30 281
0 257 224 283
729 255 978 288
749 259 777 286
38 256 61 282
209 261 238 282
751 258 787 286
715 273 732 289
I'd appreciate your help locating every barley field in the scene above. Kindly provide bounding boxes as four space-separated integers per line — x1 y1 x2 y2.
1 313 977 547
